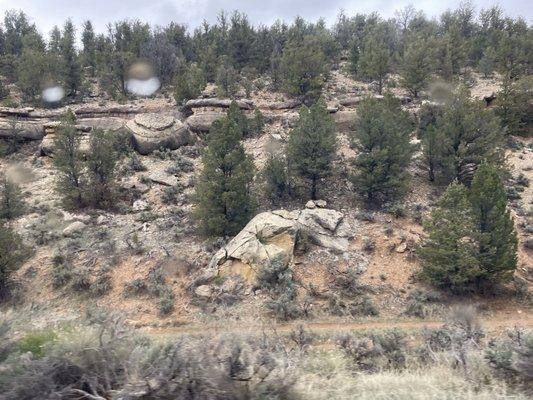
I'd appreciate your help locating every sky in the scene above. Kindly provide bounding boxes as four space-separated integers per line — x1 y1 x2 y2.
0 0 531 37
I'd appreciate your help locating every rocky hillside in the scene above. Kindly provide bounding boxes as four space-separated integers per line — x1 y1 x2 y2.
0 68 531 332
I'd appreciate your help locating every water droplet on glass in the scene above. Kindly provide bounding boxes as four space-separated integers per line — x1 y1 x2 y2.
42 85 65 103
125 60 160 97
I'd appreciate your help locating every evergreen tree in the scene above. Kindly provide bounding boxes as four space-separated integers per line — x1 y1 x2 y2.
418 181 481 292
16 48 47 100
478 46 496 77
194 109 255 236
425 88 504 184
494 76 532 137
469 163 517 286
86 129 118 209
350 95 415 205
60 19 81 95
287 99 337 199
250 108 265 136
52 111 87 209
279 36 328 102
174 63 205 104
357 28 391 94
0 175 25 220
81 20 96 72
215 56 239 98
0 220 28 299
400 36 433 98
263 153 290 201
226 101 249 136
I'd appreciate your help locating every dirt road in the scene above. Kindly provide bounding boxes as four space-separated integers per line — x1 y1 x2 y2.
140 314 533 338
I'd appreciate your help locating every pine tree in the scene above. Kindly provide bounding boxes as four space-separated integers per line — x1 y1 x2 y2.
194 109 255 236
0 219 28 299
81 20 96 72
263 153 290 201
494 76 532 137
60 19 81 95
478 46 496 77
357 29 391 94
0 175 25 220
400 36 433 98
287 99 337 199
279 36 328 102
418 181 482 291
174 63 205 104
425 88 504 184
86 129 118 209
469 163 517 286
52 111 87 209
215 56 239 98
350 95 415 205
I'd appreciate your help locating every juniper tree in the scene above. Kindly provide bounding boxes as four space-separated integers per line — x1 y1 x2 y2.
478 46 496 77
53 111 87 209
279 36 328 102
424 88 504 184
494 76 532 137
86 129 118 209
350 95 415 205
0 175 25 220
0 220 28 299
263 153 290 201
81 20 96 72
357 28 391 94
194 110 255 236
173 63 205 104
469 163 517 286
418 181 481 292
215 56 239 98
400 36 433 98
287 99 337 199
227 101 249 137
60 20 81 95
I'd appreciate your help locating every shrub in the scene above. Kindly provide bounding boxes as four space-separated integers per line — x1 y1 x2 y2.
332 267 365 296
0 175 26 220
51 262 72 288
266 292 301 321
17 329 57 358
0 220 29 299
91 274 112 296
404 288 443 318
263 154 290 201
126 152 146 172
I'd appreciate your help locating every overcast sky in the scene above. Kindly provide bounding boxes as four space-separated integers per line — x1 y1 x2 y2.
0 0 530 37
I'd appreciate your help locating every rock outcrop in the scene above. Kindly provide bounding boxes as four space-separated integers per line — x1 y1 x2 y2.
0 119 45 141
185 112 226 134
183 98 253 114
209 208 355 282
126 113 194 155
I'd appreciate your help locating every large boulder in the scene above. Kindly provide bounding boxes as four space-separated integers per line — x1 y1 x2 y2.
185 112 225 134
209 208 355 282
126 113 194 155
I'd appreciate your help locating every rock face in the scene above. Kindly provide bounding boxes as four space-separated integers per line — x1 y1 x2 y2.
183 98 253 114
126 113 194 155
185 112 225 134
209 208 355 282
0 120 44 140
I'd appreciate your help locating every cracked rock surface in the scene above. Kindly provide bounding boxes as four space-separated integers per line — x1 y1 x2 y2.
209 208 357 282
